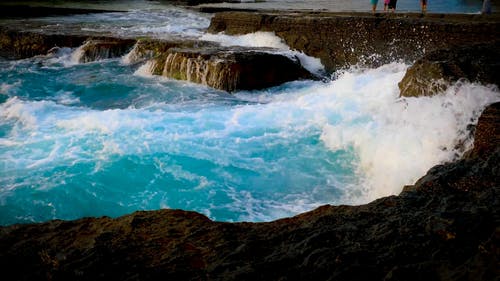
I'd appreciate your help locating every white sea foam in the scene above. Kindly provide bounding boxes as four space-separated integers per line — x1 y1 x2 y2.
0 81 20 95
121 43 142 65
317 65 500 203
200 31 290 49
134 61 156 77
0 97 38 129
1 61 498 223
70 44 86 65
200 31 326 76
227 62 499 206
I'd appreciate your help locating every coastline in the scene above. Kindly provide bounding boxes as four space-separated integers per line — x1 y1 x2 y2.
0 4 499 280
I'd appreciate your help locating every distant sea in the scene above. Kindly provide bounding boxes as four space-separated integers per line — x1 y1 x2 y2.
199 0 493 13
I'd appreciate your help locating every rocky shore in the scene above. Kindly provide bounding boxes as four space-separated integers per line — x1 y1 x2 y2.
208 11 500 72
0 7 499 281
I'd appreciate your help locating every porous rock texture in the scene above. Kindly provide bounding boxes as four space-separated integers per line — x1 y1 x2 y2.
398 41 500 97
0 102 498 281
208 12 500 73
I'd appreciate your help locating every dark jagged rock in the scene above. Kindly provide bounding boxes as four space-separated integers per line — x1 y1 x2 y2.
468 102 500 157
0 27 88 59
0 102 498 281
0 28 137 61
208 12 500 72
151 47 313 91
398 41 500 97
122 39 311 91
74 39 136 63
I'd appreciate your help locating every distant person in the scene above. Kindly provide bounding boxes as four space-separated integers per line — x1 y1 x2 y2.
371 0 379 13
482 0 492 14
388 0 397 12
384 0 390 11
421 0 427 13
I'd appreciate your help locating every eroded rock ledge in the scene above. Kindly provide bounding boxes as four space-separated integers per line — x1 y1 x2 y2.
0 28 313 92
208 12 500 72
150 47 312 91
399 41 500 97
0 101 498 280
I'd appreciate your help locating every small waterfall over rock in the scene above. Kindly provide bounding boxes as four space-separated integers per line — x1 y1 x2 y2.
71 39 136 64
157 47 313 92
161 51 238 91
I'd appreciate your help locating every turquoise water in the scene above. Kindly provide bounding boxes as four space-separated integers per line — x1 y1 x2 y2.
0 56 357 224
1 7 499 225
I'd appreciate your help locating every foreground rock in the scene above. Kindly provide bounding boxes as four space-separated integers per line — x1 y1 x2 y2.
399 41 500 97
208 12 500 72
0 102 498 280
150 47 313 91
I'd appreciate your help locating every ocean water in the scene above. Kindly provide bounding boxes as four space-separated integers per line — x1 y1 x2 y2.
1 6 499 225
201 0 493 13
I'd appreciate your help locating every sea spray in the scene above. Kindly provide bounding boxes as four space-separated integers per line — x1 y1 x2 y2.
1 52 499 225
200 31 326 76
319 65 500 202
134 60 156 77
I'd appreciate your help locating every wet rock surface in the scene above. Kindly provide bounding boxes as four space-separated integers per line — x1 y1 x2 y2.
208 12 500 73
123 38 218 64
0 102 498 280
398 41 500 97
0 27 88 59
73 39 137 63
152 47 313 91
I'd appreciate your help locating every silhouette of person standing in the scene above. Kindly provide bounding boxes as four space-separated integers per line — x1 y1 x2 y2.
384 0 390 11
371 0 379 13
421 0 427 13
388 0 397 12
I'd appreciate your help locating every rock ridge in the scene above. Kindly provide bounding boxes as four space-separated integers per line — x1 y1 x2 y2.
151 46 313 91
399 41 500 97
208 11 500 72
